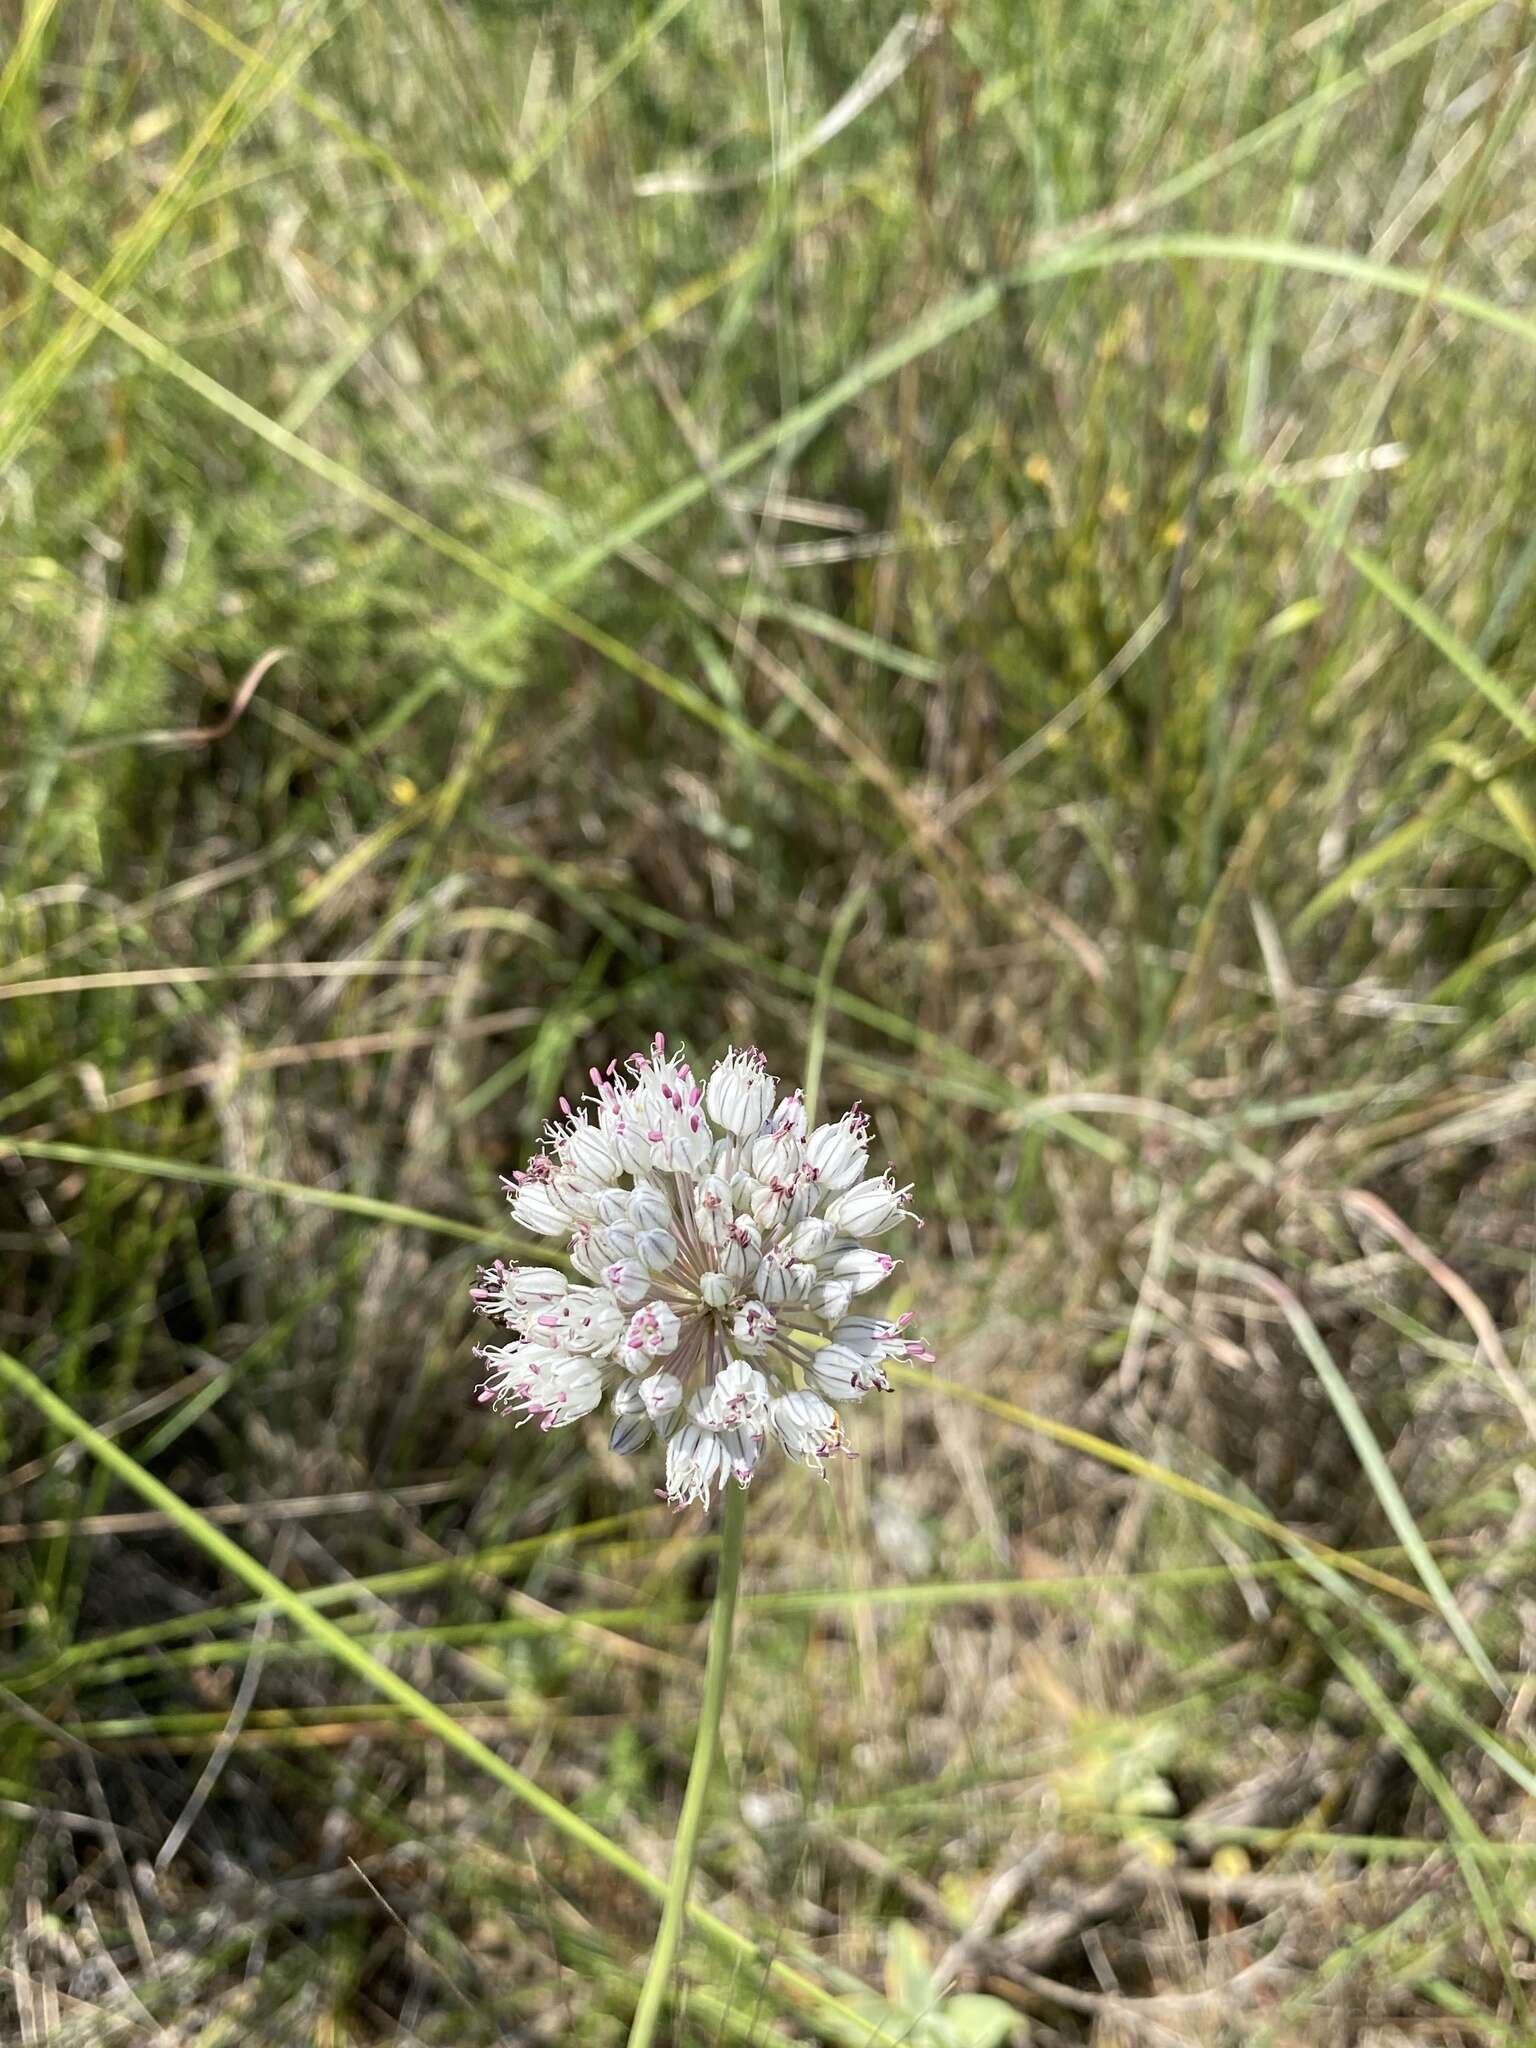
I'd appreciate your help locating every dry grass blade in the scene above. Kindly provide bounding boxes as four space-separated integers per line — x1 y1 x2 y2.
0 962 447 1003
1341 1188 1536 1445
0 1480 469 1547
893 1362 1431 1610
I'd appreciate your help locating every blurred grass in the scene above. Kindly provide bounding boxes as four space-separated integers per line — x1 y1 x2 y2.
4 0 1536 2041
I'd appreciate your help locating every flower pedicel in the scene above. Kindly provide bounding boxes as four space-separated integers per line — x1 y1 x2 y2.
472 1036 929 1508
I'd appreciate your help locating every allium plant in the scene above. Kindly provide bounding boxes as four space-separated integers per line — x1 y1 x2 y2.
472 1035 929 1509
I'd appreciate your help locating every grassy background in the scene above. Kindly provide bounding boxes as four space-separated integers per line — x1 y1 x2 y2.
4 0 1536 2039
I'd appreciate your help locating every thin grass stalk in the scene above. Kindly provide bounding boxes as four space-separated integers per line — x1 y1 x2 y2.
627 1481 748 2048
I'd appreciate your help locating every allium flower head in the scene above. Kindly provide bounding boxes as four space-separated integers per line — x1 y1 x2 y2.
472 1035 928 1509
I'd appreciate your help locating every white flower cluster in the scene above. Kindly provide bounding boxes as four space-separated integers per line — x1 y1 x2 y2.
472 1035 928 1509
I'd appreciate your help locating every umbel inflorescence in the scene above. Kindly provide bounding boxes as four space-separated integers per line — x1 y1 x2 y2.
472 1036 929 1508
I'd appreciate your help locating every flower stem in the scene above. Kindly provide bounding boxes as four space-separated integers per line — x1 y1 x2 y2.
626 1480 748 2048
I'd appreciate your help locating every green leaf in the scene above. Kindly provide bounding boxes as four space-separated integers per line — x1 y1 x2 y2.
946 1994 1025 2047
884 1920 936 2013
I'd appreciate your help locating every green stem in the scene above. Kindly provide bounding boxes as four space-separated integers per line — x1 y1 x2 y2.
627 1479 748 2048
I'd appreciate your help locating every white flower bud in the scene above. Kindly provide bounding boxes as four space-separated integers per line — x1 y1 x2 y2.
609 1376 653 1454
720 1216 760 1284
772 1092 807 1140
705 1047 776 1137
624 1300 680 1361
771 1390 846 1467
784 1261 816 1303
628 1183 672 1234
637 1372 685 1428
748 1175 793 1232
556 1121 620 1183
512 1266 567 1310
805 1344 888 1402
824 1175 911 1238
818 1246 896 1295
695 1360 770 1431
730 1299 776 1354
506 1179 569 1236
543 1356 608 1423
805 1108 870 1192
636 1226 679 1273
699 1270 734 1309
753 1246 794 1305
603 1259 651 1307
750 1130 804 1182
665 1424 728 1508
716 1423 762 1486
590 1221 634 1260
567 1225 607 1281
829 1316 906 1361
539 1287 624 1356
692 1176 734 1252
781 1217 834 1261
472 1261 569 1324
808 1279 853 1324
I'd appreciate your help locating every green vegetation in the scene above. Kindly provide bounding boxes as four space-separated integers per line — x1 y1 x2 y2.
4 0 1536 2039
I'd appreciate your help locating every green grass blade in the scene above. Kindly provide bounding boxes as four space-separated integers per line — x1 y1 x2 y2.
0 0 334 466
1018 231 1536 355
1214 1261 1505 1700
0 1347 872 2044
0 225 844 813
14 1543 1470 1701
0 0 65 119
0 1136 544 1259
804 882 869 1126
893 1361 1430 1612
1292 782 1469 937
1281 489 1536 744
1311 1613 1529 2024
